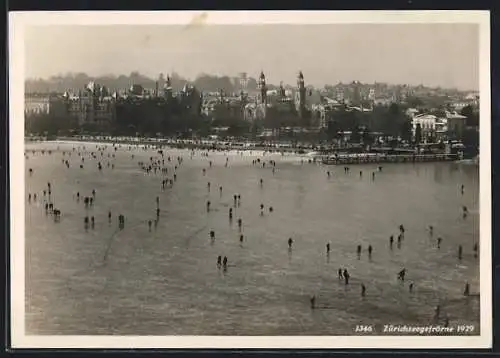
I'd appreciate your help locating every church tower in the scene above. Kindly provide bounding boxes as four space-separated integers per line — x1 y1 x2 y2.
279 81 286 99
164 74 173 101
295 71 306 116
158 73 166 97
257 71 267 105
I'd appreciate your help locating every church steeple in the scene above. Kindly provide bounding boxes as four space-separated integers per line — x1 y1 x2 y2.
296 71 306 116
164 74 173 100
298 71 304 83
257 70 267 105
279 81 286 98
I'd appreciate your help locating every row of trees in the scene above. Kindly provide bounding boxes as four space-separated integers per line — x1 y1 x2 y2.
25 113 77 136
25 101 414 142
26 72 262 95
324 104 412 141
460 105 479 127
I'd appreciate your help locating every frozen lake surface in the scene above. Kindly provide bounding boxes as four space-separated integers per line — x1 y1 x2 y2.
24 141 480 335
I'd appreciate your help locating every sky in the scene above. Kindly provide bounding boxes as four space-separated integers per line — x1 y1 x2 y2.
24 24 479 90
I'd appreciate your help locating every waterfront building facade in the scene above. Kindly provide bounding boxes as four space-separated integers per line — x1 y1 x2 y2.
243 70 315 128
25 93 51 115
61 82 116 127
412 113 438 141
445 111 468 139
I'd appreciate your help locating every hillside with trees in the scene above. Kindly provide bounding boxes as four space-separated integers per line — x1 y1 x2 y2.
25 72 260 94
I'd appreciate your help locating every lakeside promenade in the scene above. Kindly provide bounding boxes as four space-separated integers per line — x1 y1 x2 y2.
25 135 469 165
321 153 461 165
25 136 313 154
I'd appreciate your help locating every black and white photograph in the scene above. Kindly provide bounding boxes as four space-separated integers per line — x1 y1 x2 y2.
9 10 491 349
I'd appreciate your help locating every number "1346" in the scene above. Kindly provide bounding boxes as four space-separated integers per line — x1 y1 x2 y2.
355 325 373 333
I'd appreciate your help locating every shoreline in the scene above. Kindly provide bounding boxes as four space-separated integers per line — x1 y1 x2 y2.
25 136 316 156
24 136 478 166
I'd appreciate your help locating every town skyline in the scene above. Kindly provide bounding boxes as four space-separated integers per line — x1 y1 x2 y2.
24 24 479 91
25 70 479 94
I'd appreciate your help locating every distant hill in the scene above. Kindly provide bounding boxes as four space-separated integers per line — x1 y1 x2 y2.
25 72 261 94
